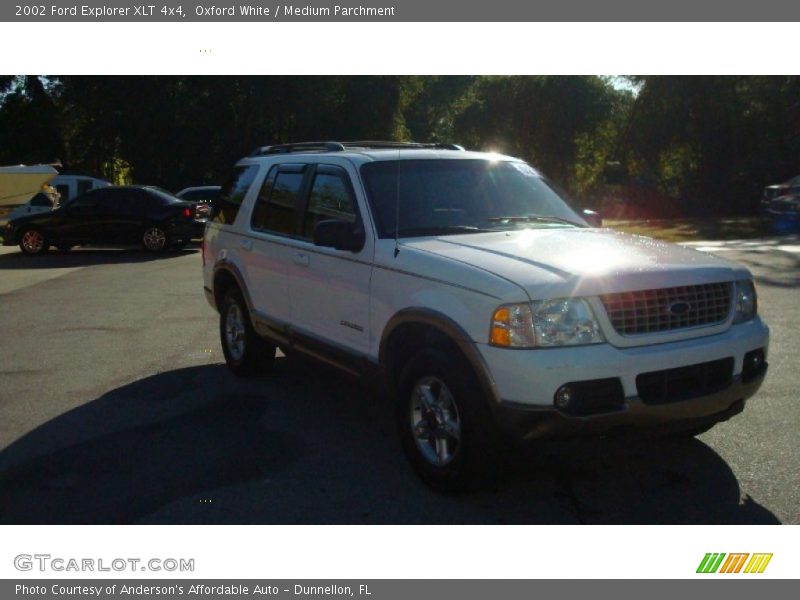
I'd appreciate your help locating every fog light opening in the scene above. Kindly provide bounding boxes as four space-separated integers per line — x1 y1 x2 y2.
554 385 575 411
742 349 766 382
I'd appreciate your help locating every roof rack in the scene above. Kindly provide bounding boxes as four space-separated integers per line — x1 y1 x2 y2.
249 141 465 156
250 142 346 156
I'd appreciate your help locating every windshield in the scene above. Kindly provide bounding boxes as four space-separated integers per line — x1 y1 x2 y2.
360 159 586 238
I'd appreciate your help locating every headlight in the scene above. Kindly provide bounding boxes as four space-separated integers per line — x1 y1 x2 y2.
490 299 604 348
733 279 757 323
532 298 605 346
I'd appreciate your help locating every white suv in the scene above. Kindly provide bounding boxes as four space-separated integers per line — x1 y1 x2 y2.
202 142 769 492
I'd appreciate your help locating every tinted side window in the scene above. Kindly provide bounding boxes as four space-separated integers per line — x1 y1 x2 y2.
70 191 100 209
214 165 259 225
106 190 151 215
251 167 305 236
302 170 357 239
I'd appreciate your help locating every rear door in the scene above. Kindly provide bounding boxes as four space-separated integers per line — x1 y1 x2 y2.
96 188 141 242
287 163 374 358
245 163 308 329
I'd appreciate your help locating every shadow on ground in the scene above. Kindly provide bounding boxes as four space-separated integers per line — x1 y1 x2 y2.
0 246 198 269
609 216 777 243
688 236 800 289
0 359 780 525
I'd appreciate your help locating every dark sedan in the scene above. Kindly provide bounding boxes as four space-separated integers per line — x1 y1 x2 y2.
3 185 200 256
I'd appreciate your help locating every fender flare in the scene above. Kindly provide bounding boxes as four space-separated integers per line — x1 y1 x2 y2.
211 260 255 315
379 307 501 406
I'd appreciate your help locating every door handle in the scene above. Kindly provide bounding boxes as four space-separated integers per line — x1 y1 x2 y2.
239 238 253 251
293 253 310 267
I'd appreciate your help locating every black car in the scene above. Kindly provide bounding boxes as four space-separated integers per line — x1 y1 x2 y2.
3 185 200 256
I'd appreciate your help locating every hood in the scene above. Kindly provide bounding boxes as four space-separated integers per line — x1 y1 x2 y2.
401 227 750 299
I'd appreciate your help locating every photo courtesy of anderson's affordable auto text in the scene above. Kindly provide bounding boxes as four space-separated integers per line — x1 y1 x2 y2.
0 0 798 593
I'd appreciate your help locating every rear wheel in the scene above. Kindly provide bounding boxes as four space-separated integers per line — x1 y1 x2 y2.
396 348 499 493
219 288 275 377
142 226 168 252
19 228 48 256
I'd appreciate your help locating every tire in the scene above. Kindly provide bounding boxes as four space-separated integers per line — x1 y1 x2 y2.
142 225 169 252
219 288 275 377
18 228 48 256
396 348 499 493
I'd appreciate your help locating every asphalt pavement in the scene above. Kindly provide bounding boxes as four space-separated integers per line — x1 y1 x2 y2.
0 237 797 524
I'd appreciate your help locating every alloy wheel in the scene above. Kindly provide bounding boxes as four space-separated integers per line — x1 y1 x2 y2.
225 303 246 361
21 230 44 254
410 376 462 466
143 227 167 250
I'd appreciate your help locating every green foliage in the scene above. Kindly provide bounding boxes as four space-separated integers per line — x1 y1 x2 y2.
0 75 798 216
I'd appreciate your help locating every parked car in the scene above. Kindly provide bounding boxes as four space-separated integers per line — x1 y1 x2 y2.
202 141 769 492
763 192 800 232
3 185 199 256
50 174 111 203
6 191 57 221
762 175 800 205
176 185 220 219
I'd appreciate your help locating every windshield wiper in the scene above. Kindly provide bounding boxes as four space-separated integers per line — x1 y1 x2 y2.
486 214 584 227
397 225 494 237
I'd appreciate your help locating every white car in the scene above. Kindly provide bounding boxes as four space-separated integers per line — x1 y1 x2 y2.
202 142 769 492
7 192 56 221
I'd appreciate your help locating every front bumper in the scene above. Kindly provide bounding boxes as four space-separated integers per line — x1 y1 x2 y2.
479 318 769 440
493 371 765 441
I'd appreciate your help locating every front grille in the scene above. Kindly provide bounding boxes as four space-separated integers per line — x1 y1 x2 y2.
636 357 734 405
600 282 732 336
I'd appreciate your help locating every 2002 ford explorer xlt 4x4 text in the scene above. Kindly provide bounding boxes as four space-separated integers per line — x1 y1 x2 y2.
201 141 769 492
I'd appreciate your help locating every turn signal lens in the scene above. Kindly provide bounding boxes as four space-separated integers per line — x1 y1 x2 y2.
490 304 536 348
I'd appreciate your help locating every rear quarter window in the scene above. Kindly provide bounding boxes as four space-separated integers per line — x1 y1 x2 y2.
213 165 259 225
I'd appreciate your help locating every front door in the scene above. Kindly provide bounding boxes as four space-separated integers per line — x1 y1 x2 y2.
287 163 373 359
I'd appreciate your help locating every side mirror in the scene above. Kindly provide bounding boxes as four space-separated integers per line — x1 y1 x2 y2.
313 219 365 252
582 209 602 228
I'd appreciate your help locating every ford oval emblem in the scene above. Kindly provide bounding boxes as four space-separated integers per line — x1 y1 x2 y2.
669 301 691 316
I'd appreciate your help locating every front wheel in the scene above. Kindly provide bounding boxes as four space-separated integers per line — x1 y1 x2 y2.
219 288 275 377
19 228 48 256
142 226 169 252
396 348 499 493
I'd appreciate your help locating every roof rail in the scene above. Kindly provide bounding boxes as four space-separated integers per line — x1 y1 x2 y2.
250 141 346 156
340 141 465 151
249 141 465 156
